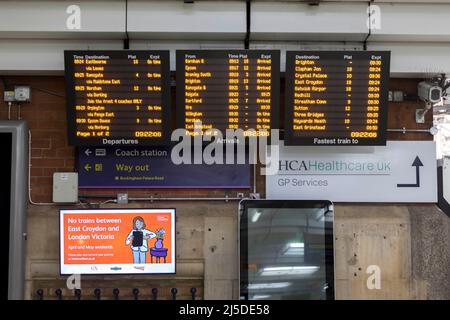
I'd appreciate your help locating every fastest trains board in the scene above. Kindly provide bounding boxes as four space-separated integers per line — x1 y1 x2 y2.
284 51 390 146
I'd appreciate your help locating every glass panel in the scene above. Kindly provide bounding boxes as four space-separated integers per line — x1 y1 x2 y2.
241 203 334 300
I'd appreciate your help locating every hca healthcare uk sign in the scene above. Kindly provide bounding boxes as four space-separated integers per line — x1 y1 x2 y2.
266 141 437 202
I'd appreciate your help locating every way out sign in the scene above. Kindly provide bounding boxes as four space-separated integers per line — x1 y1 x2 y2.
266 141 437 202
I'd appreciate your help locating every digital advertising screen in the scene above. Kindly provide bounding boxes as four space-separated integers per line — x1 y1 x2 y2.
59 209 176 275
176 50 280 138
64 50 171 146
284 51 390 146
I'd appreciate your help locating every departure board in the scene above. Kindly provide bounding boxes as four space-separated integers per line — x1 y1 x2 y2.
284 51 390 146
64 51 171 146
176 50 280 138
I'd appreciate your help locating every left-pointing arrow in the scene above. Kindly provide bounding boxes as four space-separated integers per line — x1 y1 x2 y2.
84 164 91 172
85 149 92 156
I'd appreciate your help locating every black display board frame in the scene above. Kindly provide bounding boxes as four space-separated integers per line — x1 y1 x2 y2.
64 50 172 146
176 50 280 138
284 51 390 146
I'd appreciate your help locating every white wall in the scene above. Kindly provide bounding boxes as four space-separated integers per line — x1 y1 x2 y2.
370 3 450 42
127 1 246 40
0 0 125 39
1 0 450 75
250 2 369 41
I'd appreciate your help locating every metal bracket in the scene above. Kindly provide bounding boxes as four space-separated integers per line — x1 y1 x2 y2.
415 109 426 123
117 193 128 204
249 193 260 200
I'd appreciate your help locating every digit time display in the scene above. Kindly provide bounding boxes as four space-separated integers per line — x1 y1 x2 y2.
64 51 171 146
176 50 280 138
284 51 390 146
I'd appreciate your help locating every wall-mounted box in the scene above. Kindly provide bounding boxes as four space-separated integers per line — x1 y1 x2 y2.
53 172 78 203
14 85 31 102
4 91 15 102
393 91 404 102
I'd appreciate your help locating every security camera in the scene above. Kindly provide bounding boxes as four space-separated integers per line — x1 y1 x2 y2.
418 81 443 104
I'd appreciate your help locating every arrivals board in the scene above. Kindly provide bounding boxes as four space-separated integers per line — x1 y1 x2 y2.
176 50 280 138
64 51 171 146
284 51 390 146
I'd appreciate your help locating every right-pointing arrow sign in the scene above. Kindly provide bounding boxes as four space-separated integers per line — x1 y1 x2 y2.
397 156 424 188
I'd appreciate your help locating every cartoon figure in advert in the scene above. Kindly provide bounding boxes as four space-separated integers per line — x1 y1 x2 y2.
125 216 156 264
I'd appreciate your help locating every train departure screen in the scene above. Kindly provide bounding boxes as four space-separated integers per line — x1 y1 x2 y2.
284 51 390 146
64 51 171 146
